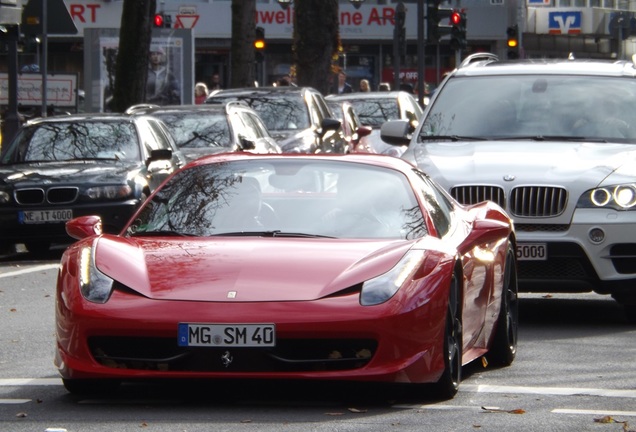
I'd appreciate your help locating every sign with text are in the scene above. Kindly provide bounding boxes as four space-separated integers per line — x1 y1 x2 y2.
0 73 78 107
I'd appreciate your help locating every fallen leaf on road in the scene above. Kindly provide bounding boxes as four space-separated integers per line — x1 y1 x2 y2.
481 406 526 414
348 407 368 413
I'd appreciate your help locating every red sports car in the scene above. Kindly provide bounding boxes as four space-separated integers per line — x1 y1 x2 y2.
55 153 518 399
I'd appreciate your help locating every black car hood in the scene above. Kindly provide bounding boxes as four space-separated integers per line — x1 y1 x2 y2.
0 160 144 186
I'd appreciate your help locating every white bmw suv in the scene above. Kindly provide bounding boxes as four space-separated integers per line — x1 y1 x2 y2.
381 53 636 318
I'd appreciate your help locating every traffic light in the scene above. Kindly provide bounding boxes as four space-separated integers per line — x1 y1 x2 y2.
506 25 519 59
450 9 467 51
154 12 171 28
427 1 454 42
254 26 265 61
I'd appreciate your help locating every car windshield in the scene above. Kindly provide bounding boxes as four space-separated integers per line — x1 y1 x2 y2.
4 121 140 163
346 98 399 127
128 159 425 240
210 94 310 131
149 111 231 149
422 75 636 143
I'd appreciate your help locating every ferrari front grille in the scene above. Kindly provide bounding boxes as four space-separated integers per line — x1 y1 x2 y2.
88 337 377 373
450 185 505 207
509 186 567 217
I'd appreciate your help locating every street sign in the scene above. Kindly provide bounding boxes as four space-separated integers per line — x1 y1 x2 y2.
21 0 78 35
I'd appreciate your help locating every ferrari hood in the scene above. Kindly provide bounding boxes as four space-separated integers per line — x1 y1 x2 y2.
94 236 414 302
409 140 636 189
0 160 143 186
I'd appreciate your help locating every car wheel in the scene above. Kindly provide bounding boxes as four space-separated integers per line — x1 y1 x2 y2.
488 244 519 366
62 378 120 395
433 270 462 400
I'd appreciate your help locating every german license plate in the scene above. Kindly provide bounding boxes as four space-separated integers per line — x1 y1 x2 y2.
178 323 276 347
516 243 547 261
19 209 73 224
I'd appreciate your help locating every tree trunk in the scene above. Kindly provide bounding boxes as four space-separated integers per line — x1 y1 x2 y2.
293 0 339 95
110 0 156 113
230 0 256 88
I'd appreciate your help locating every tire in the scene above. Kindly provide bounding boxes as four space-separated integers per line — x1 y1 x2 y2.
488 244 519 366
62 378 120 395
433 270 463 400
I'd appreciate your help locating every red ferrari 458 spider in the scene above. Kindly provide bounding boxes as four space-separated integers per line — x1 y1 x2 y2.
55 152 518 399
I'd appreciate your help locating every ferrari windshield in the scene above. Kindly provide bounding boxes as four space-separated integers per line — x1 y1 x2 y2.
422 75 636 143
2 121 140 163
128 159 426 240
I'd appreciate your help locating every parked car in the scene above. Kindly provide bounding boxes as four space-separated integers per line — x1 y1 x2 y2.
206 86 347 154
55 152 518 399
326 99 373 153
0 113 186 254
126 102 281 161
381 52 636 318
326 91 424 156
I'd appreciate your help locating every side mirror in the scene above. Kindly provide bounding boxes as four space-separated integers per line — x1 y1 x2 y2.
380 120 411 146
238 135 256 151
318 118 342 137
146 148 172 166
66 215 103 240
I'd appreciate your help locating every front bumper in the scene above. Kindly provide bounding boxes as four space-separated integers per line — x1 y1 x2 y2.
515 207 636 296
55 284 447 385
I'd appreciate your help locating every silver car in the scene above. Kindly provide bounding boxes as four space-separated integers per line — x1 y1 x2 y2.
381 53 636 319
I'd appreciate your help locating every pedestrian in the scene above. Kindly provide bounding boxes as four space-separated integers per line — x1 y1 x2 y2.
333 71 353 94
378 82 391 91
210 73 222 91
194 82 208 104
359 79 370 92
146 46 181 105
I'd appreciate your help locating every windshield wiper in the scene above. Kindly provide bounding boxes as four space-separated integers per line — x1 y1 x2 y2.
211 230 335 238
419 134 488 141
130 230 200 237
491 135 609 143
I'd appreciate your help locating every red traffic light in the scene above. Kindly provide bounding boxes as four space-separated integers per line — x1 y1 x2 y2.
450 11 461 25
154 13 164 27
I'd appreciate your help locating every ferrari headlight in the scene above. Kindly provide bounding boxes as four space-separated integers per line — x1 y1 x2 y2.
578 184 636 210
85 185 133 200
360 250 425 306
79 245 115 303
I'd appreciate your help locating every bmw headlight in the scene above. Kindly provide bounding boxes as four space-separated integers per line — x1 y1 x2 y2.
360 250 425 306
577 184 636 210
85 185 133 200
79 245 115 303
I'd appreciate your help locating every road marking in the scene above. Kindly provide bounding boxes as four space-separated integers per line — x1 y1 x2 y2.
0 399 31 404
553 408 636 417
0 264 59 278
461 384 636 399
0 378 62 386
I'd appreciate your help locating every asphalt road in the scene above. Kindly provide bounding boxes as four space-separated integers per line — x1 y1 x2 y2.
1 249 635 432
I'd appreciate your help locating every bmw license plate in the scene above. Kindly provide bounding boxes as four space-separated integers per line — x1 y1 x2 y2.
19 209 73 224
516 243 547 261
178 323 276 347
